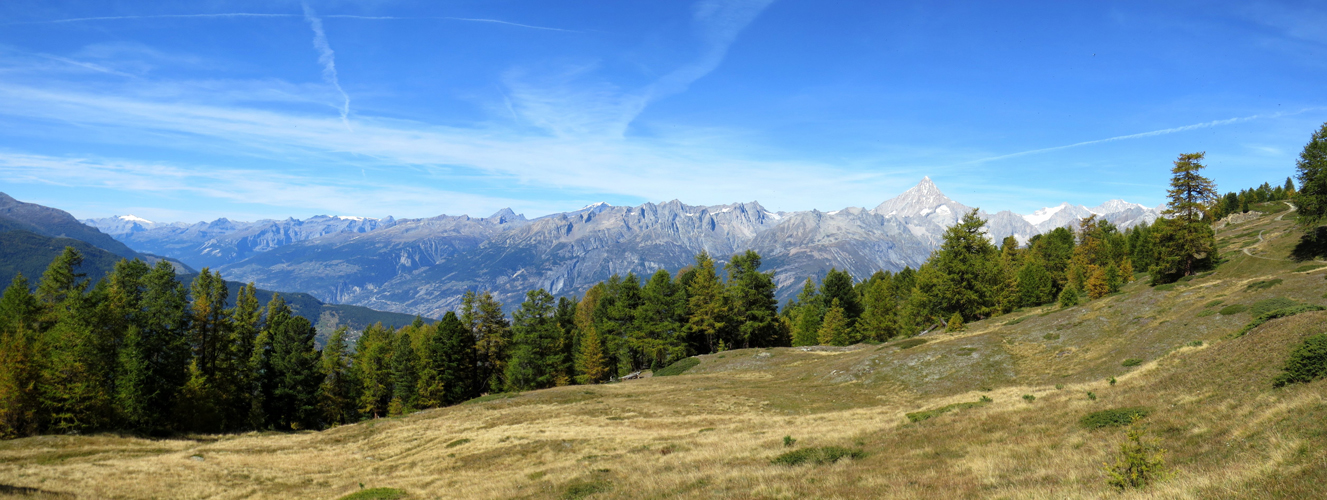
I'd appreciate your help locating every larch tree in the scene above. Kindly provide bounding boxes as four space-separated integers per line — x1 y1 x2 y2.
817 298 850 347
725 250 780 349
685 252 729 354
504 289 563 391
1294 122 1327 228
1152 152 1219 282
318 326 358 425
790 278 823 347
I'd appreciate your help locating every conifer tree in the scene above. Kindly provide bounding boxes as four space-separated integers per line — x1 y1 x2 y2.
469 292 511 393
0 274 41 438
1295 122 1327 228
633 270 688 370
188 269 229 377
414 323 446 410
820 268 862 327
946 312 965 332
269 315 321 429
318 326 358 425
117 261 190 434
817 299 850 346
913 209 1001 322
353 323 393 418
1016 258 1054 306
222 283 261 430
1152 152 1218 282
388 329 418 415
1086 264 1110 300
685 252 729 354
725 251 780 349
856 277 899 341
505 289 563 391
436 312 477 404
790 278 823 347
176 359 222 432
575 286 610 384
553 296 578 385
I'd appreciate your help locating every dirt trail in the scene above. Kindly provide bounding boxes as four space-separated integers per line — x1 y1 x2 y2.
1242 201 1296 261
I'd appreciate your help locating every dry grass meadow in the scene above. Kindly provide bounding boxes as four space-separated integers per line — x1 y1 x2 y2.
2 205 1326 499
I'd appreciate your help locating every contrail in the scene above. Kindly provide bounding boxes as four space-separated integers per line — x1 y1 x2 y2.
325 15 581 33
971 108 1322 164
301 3 352 130
11 13 295 24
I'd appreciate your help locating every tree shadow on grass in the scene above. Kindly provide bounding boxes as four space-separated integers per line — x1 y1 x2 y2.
1291 227 1327 262
0 483 75 499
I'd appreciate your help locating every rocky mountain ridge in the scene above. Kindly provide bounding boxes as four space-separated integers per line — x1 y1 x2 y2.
84 179 1163 317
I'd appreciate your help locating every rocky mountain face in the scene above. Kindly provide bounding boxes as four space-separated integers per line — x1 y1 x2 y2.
84 214 399 270
88 179 1163 317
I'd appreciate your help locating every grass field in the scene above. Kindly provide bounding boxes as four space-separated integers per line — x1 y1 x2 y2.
2 206 1325 499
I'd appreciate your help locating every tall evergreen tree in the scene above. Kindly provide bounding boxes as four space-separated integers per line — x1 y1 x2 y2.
505 289 563 391
318 326 358 425
912 209 1001 321
388 329 418 415
1152 152 1219 282
0 274 42 438
188 269 229 377
817 299 850 346
222 283 261 430
1016 258 1054 306
414 322 447 410
685 252 729 354
633 270 688 369
268 315 321 429
436 312 477 404
353 323 394 418
552 296 578 385
468 292 511 394
790 278 823 347
1295 122 1327 228
117 261 190 434
575 286 610 384
819 268 862 327
725 251 780 349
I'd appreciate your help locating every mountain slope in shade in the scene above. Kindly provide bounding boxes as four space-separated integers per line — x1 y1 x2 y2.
2 192 139 258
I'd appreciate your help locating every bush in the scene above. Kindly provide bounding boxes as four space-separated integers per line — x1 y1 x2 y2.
561 479 611 500
771 446 867 466
894 338 928 350
654 357 699 377
1103 420 1168 489
783 436 797 447
1087 391 1097 401
338 488 407 500
1022 394 1035 402
905 399 989 422
1272 333 1327 388
1234 305 1326 338
1081 407 1151 429
946 312 966 332
1218 304 1248 315
1043 333 1060 341
1153 283 1177 292
1121 358 1143 367
1251 297 1299 317
1245 278 1283 291
1059 287 1080 308
1196 309 1215 317
1203 299 1224 308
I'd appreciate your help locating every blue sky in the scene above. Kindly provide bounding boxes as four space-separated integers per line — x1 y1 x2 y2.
0 0 1324 222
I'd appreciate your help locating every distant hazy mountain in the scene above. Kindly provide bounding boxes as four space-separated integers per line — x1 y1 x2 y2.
84 214 399 270
3 193 140 259
86 179 1162 317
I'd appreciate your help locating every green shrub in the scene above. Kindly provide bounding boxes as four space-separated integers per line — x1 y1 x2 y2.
338 488 407 500
445 438 470 448
1081 407 1151 429
1203 299 1224 308
1218 304 1248 315
1188 341 1204 347
783 436 796 447
894 338 928 350
1022 394 1035 402
1272 333 1327 388
906 400 989 422
1104 420 1168 489
980 395 993 402
1196 309 1215 317
1087 391 1097 401
1245 278 1283 291
1234 305 1326 338
946 312 966 332
1251 297 1299 317
771 446 867 466
1153 284 1177 292
1055 384 1064 390
1043 333 1060 341
654 357 699 377
1121 358 1143 367
561 479 612 500
1109 377 1117 386
1059 287 1080 308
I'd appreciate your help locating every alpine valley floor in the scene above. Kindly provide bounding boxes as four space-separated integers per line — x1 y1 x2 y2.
2 205 1326 499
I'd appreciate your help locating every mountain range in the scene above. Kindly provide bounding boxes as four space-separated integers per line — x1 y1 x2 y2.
81 178 1163 318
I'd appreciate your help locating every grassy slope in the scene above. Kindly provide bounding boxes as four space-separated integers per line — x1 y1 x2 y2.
2 204 1326 499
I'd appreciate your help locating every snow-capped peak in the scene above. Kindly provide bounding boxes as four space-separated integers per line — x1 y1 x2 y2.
581 201 610 210
119 214 153 224
332 215 373 221
1022 203 1069 225
1089 199 1148 215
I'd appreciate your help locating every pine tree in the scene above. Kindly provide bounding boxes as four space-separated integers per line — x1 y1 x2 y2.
0 274 41 438
117 261 190 434
269 315 321 429
575 286 610 384
188 269 229 377
790 278 823 347
946 311 965 332
633 270 688 370
856 277 898 341
318 326 358 425
469 292 511 394
685 252 730 354
725 251 780 349
913 209 1001 322
505 289 563 391
1152 152 1219 283
222 283 261 430
436 312 477 404
817 299 850 346
353 323 393 418
1086 265 1110 300
553 296 578 386
414 322 447 410
176 359 222 432
820 268 863 327
1295 122 1327 228
1016 258 1054 306
388 329 418 415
